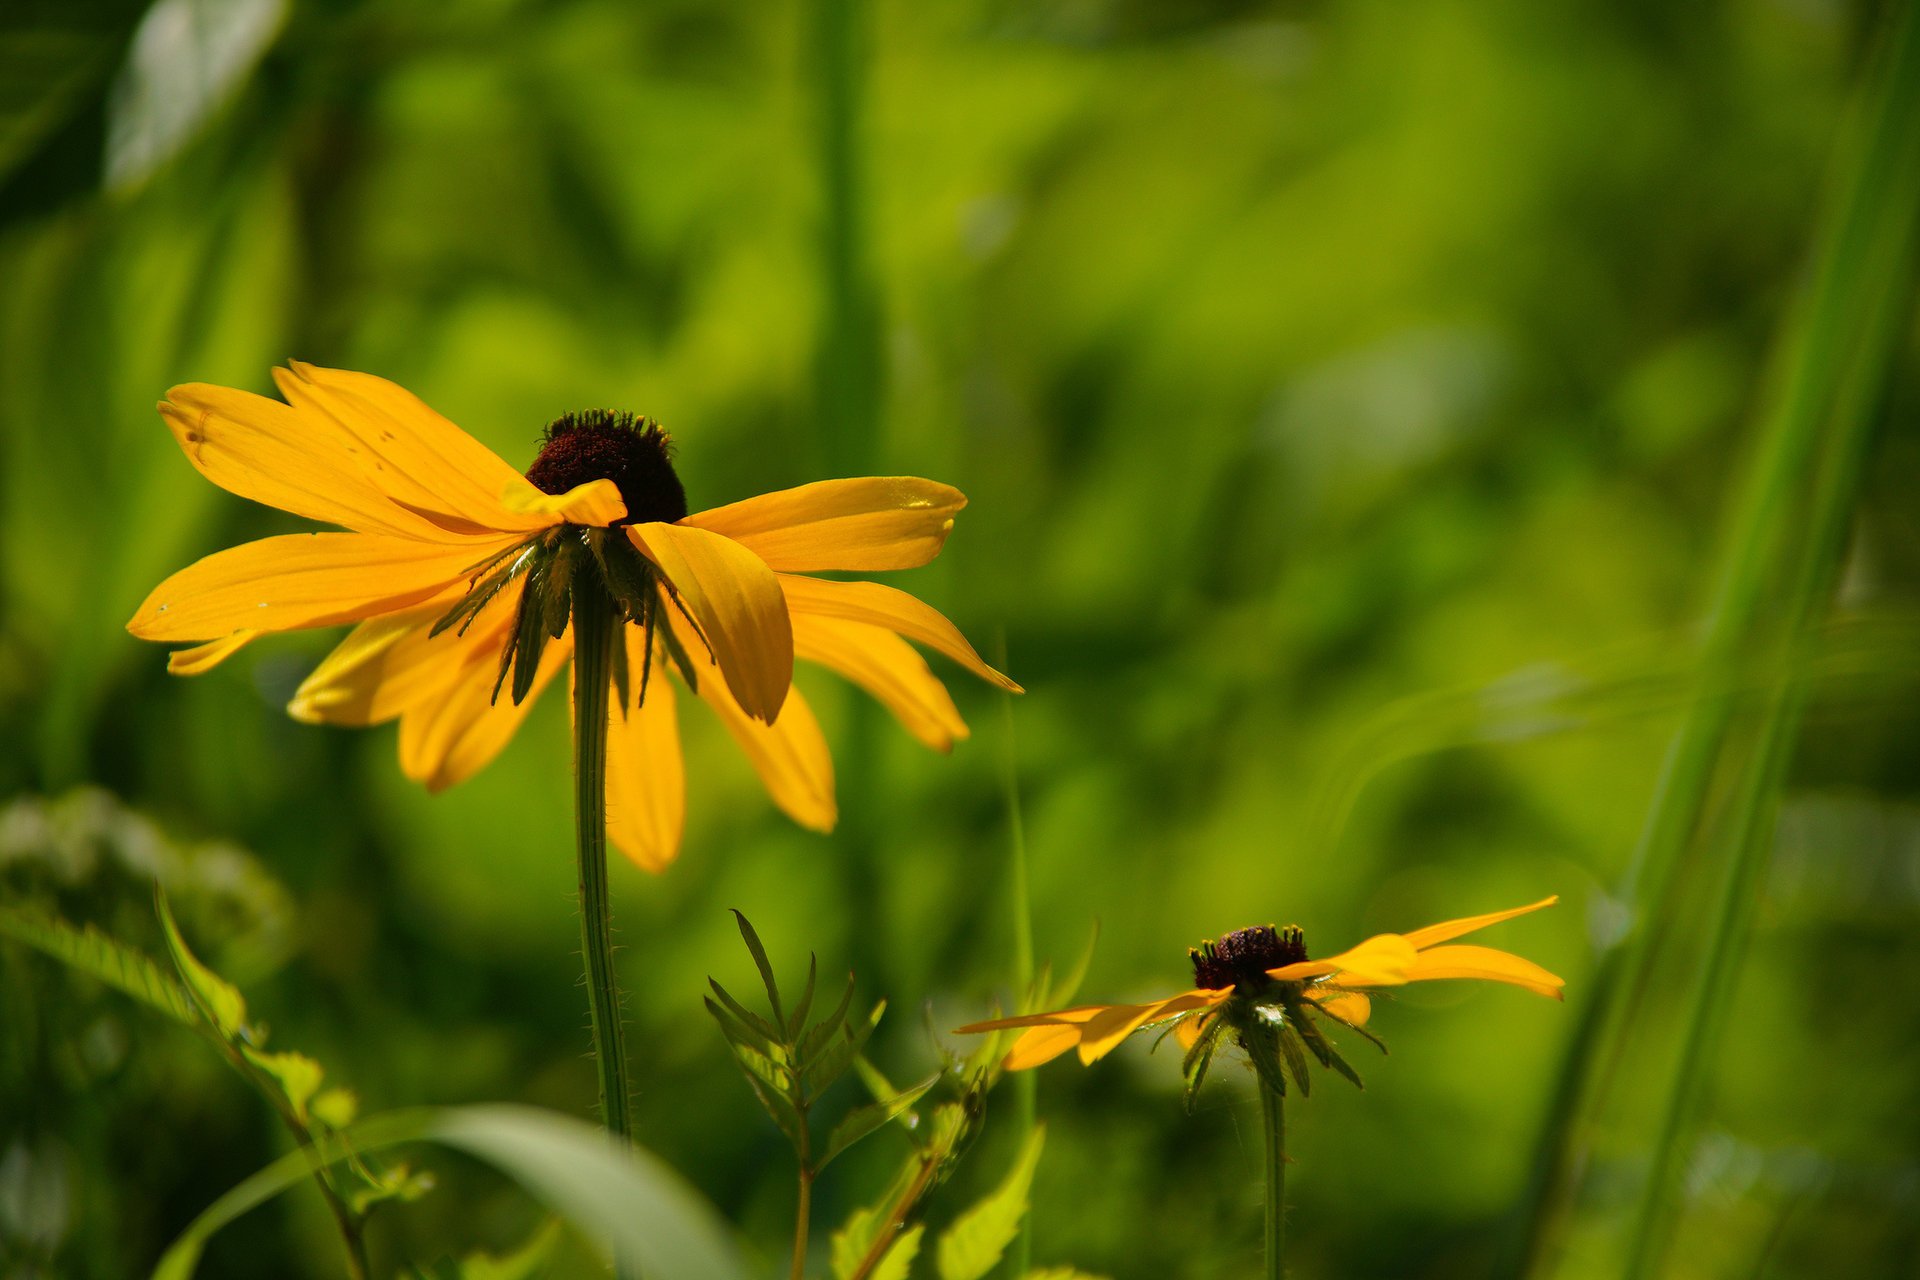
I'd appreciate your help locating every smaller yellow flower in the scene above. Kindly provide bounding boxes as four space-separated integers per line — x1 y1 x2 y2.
957 896 1563 1101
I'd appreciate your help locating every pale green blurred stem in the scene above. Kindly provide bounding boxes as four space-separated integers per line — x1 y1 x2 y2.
997 634 1037 1279
1260 1082 1287 1279
570 569 634 1147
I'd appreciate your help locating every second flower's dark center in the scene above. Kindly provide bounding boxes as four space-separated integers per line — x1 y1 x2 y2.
525 410 687 526
1189 925 1308 991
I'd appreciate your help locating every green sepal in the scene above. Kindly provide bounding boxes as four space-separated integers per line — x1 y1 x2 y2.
1275 1026 1313 1097
1288 996 1365 1090
588 527 655 622
539 535 575 639
506 552 554 706
1180 1013 1228 1113
657 603 701 693
432 540 538 639
1239 1019 1290 1099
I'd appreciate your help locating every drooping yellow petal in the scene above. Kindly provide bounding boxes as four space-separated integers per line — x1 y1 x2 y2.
683 477 967 572
161 387 445 539
288 589 507 726
1403 944 1566 1000
398 630 571 792
1077 989 1229 1064
1268 934 1419 987
792 613 968 751
274 363 552 536
604 635 684 874
634 523 794 723
953 1005 1112 1034
1401 896 1560 951
1004 1024 1084 1071
166 630 258 674
1310 989 1373 1027
129 532 515 642
667 613 832 831
502 478 627 527
1174 1009 1217 1051
777 574 1020 692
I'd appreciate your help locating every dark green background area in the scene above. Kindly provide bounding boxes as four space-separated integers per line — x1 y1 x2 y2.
3 0 1917 1276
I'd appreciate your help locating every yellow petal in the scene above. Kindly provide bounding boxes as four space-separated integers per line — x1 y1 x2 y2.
502 478 627 527
288 589 506 726
129 532 515 642
1268 934 1419 988
668 612 832 831
683 477 967 572
953 1006 1111 1034
777 574 1020 693
1401 896 1560 950
1310 989 1373 1027
1404 944 1566 1000
634 523 794 723
274 363 551 535
605 634 684 874
167 630 257 675
1004 1024 1083 1071
161 387 444 539
1173 1010 1216 1051
1076 989 1229 1065
793 613 968 751
398 630 570 792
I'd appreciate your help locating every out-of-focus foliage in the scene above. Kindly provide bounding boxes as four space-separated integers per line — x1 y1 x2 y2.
2 0 1917 1277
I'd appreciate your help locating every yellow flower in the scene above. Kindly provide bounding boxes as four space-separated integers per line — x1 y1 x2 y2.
128 364 1018 870
956 896 1562 1099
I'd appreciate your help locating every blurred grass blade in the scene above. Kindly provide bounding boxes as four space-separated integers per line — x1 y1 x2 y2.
1517 3 1920 1272
0 0 151 189
0 903 196 1023
152 1104 746 1280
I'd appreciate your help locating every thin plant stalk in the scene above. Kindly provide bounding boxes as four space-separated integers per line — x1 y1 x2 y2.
791 1129 815 1280
570 562 634 1146
996 630 1037 1279
1512 4 1920 1271
1260 1082 1287 1280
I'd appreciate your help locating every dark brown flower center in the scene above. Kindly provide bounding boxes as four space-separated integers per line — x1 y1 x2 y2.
525 411 687 527
1189 925 1308 991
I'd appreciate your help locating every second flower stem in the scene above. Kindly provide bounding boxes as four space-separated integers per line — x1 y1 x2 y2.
570 565 634 1145
1260 1081 1287 1279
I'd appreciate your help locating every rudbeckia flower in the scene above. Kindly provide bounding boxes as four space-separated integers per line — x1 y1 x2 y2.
957 895 1562 1102
128 364 1019 871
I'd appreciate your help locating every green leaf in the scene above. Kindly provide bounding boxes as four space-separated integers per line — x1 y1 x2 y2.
0 903 196 1024
241 1048 323 1123
796 974 858 1066
310 1088 358 1131
935 1129 1046 1280
729 909 783 1026
831 1210 923 1280
803 1001 882 1095
818 1074 939 1170
152 1104 745 1280
706 981 781 1049
155 890 247 1038
787 952 819 1039
869 1224 923 1280
729 1042 805 1149
415 1218 565 1280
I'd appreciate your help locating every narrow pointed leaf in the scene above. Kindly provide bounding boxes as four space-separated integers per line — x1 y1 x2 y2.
156 891 247 1038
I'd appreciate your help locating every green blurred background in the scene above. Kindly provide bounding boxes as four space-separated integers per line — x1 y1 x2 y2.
3 0 1918 1276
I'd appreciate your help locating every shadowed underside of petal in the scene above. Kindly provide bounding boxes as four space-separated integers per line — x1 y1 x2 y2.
166 629 258 675
288 586 512 726
776 574 1020 692
274 363 554 536
1404 944 1566 999
1077 989 1230 1064
666 613 833 832
793 613 968 751
1310 989 1373 1027
128 532 515 642
1400 896 1560 950
398 630 571 792
683 477 967 572
1004 1024 1084 1071
161 386 453 540
633 522 794 723
604 629 684 873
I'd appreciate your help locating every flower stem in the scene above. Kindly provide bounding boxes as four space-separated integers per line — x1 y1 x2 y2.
570 564 633 1145
1260 1081 1287 1279
791 1167 814 1280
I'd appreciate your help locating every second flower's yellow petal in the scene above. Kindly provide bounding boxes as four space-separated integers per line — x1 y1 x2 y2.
683 477 967 572
128 533 513 642
166 630 258 674
605 638 685 874
793 613 968 751
1401 896 1560 950
1404 944 1566 1000
502 478 627 527
398 631 570 792
1268 934 1419 987
634 523 794 723
1311 989 1373 1027
1003 1024 1083 1071
777 574 1021 692
670 613 832 831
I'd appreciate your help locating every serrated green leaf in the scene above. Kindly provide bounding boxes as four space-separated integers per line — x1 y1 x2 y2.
0 904 196 1024
936 1129 1045 1280
796 975 858 1066
156 891 247 1038
803 1002 881 1095
241 1048 323 1123
730 1043 805 1148
832 1212 922 1280
729 909 783 1026
819 1074 939 1171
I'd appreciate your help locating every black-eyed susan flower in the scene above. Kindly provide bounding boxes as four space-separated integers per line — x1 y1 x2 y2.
957 895 1563 1101
127 364 1019 872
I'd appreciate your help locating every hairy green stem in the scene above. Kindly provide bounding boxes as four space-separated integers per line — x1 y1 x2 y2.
1260 1082 1287 1279
571 565 634 1146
